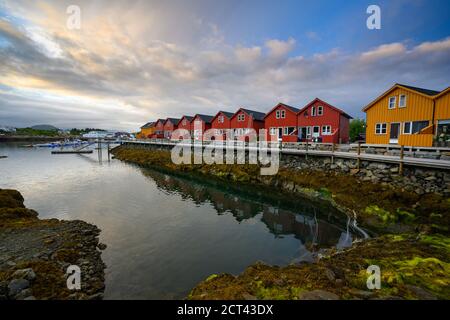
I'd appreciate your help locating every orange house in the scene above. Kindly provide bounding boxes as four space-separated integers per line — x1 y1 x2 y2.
138 121 155 139
363 84 450 147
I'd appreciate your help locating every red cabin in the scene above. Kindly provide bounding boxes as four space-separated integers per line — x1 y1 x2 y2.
163 118 180 139
191 114 214 140
297 98 352 143
210 111 234 140
176 116 193 137
149 119 165 139
229 108 265 141
264 103 300 142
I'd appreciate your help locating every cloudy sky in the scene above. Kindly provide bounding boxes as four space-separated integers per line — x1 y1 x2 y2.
0 0 449 130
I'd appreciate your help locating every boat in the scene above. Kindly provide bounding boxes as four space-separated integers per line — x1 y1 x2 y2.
34 139 89 148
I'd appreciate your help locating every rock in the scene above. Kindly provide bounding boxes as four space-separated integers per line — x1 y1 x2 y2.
242 292 258 300
404 285 437 300
14 288 32 300
299 290 339 300
8 279 30 297
348 289 375 299
97 243 107 250
350 169 359 175
87 293 104 300
12 268 36 281
324 268 336 282
24 296 36 300
6 261 16 267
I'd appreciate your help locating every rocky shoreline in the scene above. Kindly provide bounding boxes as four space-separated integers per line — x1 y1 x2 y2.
112 146 450 300
0 189 106 300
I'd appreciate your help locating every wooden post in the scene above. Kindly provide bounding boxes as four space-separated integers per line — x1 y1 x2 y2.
357 141 361 169
399 145 404 175
331 143 335 164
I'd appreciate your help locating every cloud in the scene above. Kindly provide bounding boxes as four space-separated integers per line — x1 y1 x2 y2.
0 1 449 130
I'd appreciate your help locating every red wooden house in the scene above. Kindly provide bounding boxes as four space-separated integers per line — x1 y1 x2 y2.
264 103 300 142
230 108 265 141
191 114 214 140
174 116 193 138
149 119 165 138
163 118 180 139
210 111 234 140
297 98 352 143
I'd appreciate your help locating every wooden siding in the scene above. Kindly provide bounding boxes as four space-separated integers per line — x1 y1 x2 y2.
435 90 450 121
398 134 433 147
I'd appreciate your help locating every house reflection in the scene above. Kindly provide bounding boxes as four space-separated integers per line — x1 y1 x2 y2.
141 168 357 251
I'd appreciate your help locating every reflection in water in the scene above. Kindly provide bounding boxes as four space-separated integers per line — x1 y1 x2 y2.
141 168 362 261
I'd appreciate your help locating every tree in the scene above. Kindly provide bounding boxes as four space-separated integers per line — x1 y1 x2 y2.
349 118 366 142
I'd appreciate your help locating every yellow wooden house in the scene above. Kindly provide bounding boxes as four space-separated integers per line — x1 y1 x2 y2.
137 121 156 139
363 84 450 147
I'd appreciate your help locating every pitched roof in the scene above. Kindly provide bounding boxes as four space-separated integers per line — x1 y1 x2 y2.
300 98 353 119
193 114 214 123
140 122 155 129
433 86 450 99
180 115 193 122
164 118 181 125
264 103 300 119
211 110 234 123
397 84 440 96
237 108 266 121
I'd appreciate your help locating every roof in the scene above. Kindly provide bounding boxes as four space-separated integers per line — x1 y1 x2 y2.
180 115 193 122
299 98 353 119
434 86 450 99
363 83 443 112
396 84 440 96
232 108 266 121
264 103 300 119
211 110 235 123
140 122 155 129
164 118 181 125
193 114 214 123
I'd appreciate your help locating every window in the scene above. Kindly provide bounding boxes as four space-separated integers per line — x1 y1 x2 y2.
312 126 320 137
283 127 295 135
388 96 396 109
399 94 407 108
218 115 224 123
317 106 323 116
276 110 280 119
322 125 331 135
311 106 316 116
238 114 245 121
412 121 429 133
375 123 387 134
182 119 187 126
281 110 286 118
403 122 412 134
306 126 311 138
270 127 276 135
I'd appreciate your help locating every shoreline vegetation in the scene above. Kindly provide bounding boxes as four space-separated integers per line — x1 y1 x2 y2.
0 189 106 300
112 145 450 300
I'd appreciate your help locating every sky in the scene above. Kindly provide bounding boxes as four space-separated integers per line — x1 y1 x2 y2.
0 0 449 131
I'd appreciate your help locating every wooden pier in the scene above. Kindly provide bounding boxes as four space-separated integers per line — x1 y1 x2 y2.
51 150 93 154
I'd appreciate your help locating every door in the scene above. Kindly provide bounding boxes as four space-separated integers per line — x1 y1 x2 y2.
278 127 283 141
390 123 400 144
299 127 307 140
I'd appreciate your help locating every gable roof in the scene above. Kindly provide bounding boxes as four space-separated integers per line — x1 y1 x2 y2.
211 110 234 123
164 118 181 126
264 103 300 119
179 115 193 123
154 119 165 126
363 83 442 112
192 114 214 124
140 122 155 129
300 98 353 119
434 86 450 99
231 108 265 121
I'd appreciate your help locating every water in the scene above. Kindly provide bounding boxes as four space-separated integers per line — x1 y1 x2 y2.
0 143 361 299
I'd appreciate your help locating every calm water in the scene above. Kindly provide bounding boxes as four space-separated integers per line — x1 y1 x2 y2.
0 143 361 299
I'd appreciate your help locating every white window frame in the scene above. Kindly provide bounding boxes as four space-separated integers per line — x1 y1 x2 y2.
388 96 396 109
312 126 320 137
238 114 245 122
280 110 286 118
403 121 412 134
275 110 280 119
182 119 187 126
375 123 387 135
311 106 316 116
317 106 323 116
306 126 312 138
218 115 224 123
269 127 276 135
399 94 407 108
322 125 331 135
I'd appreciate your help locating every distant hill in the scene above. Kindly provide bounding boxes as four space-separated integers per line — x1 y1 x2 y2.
30 124 59 131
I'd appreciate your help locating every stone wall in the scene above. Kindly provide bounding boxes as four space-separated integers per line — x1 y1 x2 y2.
120 142 450 196
281 155 450 196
